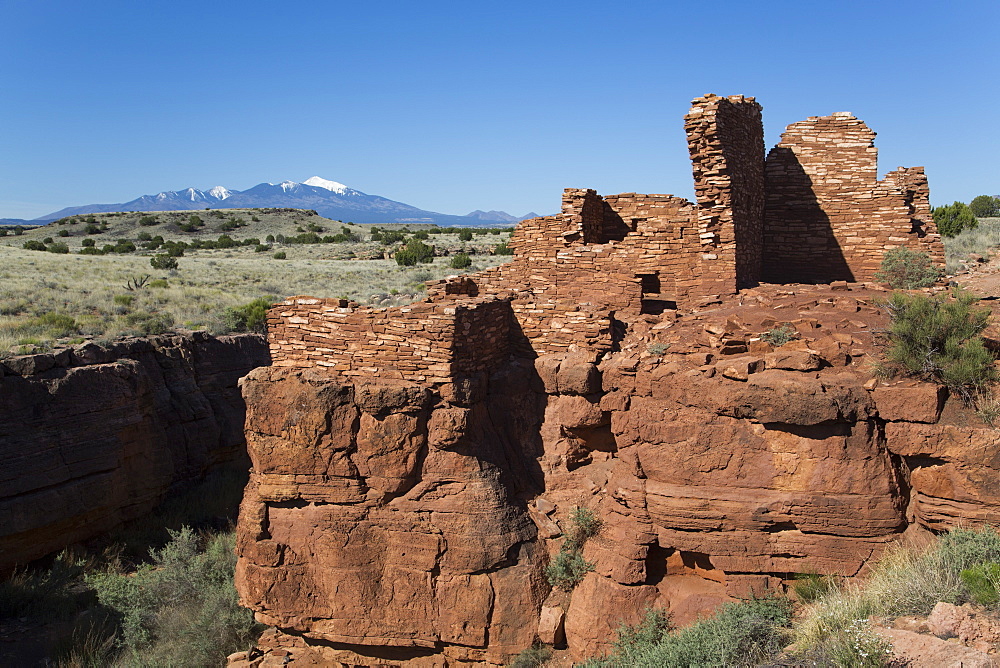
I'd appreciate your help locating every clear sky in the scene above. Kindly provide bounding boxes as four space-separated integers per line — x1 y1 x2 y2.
2 0 997 220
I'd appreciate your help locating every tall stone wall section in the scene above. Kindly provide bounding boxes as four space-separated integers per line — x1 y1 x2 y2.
684 94 766 291
267 295 511 384
762 113 943 283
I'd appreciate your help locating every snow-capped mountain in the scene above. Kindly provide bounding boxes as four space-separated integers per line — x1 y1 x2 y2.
35 178 532 226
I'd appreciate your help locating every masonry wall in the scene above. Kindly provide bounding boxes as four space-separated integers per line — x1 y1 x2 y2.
462 191 703 355
684 94 766 291
762 113 943 283
267 295 511 383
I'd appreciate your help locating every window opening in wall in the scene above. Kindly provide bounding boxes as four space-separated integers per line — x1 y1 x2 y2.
637 273 675 315
630 218 646 232
638 274 661 295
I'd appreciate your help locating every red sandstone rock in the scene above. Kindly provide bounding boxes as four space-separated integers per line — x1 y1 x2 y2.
0 333 268 572
876 627 996 668
873 383 947 423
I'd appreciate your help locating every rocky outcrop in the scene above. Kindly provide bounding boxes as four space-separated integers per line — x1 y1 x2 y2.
236 363 549 666
234 280 1000 665
232 93 969 665
0 332 269 570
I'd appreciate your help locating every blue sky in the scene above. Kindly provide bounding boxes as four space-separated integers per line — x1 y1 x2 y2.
2 0 997 220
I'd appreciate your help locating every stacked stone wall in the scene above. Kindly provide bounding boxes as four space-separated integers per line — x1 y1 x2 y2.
264 94 945 374
267 295 511 383
762 113 943 283
684 94 766 291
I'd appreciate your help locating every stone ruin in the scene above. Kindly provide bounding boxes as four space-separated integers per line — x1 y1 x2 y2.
267 93 942 368
234 95 968 666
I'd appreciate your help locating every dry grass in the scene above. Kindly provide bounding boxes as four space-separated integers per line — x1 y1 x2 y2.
944 216 1000 274
793 526 1000 654
0 238 511 355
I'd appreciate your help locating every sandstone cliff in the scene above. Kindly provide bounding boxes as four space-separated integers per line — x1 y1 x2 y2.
0 332 269 571
234 283 1000 665
231 94 979 665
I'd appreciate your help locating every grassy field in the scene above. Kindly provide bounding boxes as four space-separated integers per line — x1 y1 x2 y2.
944 216 1000 273
0 209 513 356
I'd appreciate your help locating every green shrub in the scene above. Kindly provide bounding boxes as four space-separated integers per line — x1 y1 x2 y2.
761 324 796 346
450 252 472 269
81 237 96 247
43 236 53 244
85 223 100 234
795 526 1000 655
545 550 594 592
584 598 792 668
22 239 46 251
150 254 178 270
86 528 262 666
881 290 997 399
960 562 1000 606
377 229 406 245
148 279 169 288
221 297 272 333
494 240 513 255
874 247 942 289
458 229 474 241
273 251 286 259
46 242 70 254
57 229 69 237
647 342 669 356
545 507 601 591
395 238 436 266
818 618 894 668
114 295 134 307
138 215 158 227
934 201 978 237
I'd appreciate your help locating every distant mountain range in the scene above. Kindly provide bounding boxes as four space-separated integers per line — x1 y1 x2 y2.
4 177 542 227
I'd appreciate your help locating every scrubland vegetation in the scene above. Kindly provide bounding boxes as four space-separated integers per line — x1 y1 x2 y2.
509 527 1000 668
0 468 257 667
0 208 513 356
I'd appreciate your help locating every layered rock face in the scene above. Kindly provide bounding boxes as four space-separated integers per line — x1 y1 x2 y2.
0 332 269 570
236 282 1000 665
237 363 550 665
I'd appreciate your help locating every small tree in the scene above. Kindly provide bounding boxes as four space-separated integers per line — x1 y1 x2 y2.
395 238 435 266
969 195 1000 218
150 254 178 270
933 201 978 237
449 252 472 269
881 290 997 400
458 229 473 242
222 297 272 333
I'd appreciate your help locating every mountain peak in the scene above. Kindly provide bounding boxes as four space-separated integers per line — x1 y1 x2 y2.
303 176 350 194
